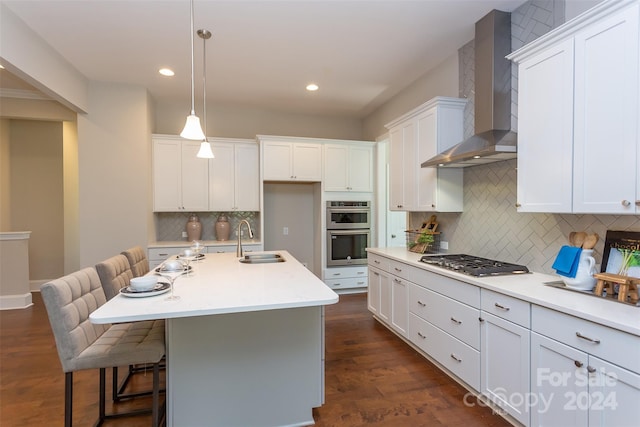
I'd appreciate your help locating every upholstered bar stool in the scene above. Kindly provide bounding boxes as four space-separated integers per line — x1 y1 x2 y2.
40 267 165 427
95 254 165 401
122 246 150 278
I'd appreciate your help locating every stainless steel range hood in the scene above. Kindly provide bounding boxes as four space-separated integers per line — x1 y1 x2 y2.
422 9 516 168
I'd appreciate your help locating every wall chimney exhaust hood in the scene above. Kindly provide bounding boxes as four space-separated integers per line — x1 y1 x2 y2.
422 9 516 168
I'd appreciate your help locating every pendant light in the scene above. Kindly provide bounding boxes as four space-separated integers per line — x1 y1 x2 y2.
180 0 206 140
196 29 214 158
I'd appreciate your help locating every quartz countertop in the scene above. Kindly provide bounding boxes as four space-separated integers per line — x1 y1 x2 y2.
90 250 338 324
367 247 640 336
148 239 262 248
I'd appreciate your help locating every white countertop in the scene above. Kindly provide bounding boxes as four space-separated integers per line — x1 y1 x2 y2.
148 239 262 248
90 250 338 324
367 247 640 337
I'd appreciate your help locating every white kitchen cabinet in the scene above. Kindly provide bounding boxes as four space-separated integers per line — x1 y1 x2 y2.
323 143 374 192
206 243 263 254
324 266 368 293
481 312 530 426
209 139 259 211
367 266 390 324
386 97 465 212
509 1 640 214
261 139 322 182
152 136 209 212
531 305 640 427
480 290 531 426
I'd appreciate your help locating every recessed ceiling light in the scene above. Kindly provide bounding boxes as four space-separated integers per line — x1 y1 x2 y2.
159 68 175 77
306 83 319 91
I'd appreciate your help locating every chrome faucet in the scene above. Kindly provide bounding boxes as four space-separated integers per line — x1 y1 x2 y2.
236 219 254 257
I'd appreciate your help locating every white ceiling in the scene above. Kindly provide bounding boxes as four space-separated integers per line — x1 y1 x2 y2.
2 0 527 118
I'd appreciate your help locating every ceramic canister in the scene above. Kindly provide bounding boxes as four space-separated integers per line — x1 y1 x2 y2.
186 214 202 241
562 249 597 291
215 214 231 241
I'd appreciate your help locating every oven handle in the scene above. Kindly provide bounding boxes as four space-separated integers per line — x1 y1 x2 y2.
327 229 371 236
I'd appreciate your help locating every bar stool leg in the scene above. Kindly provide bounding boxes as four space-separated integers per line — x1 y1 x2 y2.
65 372 73 427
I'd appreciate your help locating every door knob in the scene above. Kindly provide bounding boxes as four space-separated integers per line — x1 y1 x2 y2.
622 200 631 207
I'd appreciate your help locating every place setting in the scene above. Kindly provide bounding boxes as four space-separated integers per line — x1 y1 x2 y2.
120 275 171 298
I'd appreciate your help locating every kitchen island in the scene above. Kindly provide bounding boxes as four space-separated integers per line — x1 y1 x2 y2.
90 251 339 427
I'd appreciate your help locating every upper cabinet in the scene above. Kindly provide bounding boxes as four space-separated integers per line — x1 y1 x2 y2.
260 138 322 182
208 139 259 211
324 143 374 192
386 97 466 212
152 136 209 212
509 0 640 214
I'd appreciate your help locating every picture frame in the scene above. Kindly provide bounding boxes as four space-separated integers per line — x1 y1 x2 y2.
600 230 640 279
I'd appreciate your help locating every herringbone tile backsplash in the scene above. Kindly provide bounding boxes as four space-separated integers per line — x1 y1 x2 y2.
410 160 640 275
411 0 640 275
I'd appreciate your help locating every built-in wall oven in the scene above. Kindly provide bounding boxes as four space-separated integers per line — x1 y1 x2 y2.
326 201 370 266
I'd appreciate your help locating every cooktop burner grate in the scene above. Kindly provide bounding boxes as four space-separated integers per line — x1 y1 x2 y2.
419 254 529 277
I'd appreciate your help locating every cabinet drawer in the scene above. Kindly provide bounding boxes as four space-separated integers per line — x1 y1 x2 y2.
532 305 640 373
367 253 390 271
324 266 368 280
388 259 418 281
412 268 480 308
409 313 480 391
410 284 480 349
148 246 184 261
324 277 368 290
481 289 531 328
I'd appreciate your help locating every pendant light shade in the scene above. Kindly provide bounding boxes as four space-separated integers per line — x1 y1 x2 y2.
181 115 206 140
196 28 214 159
197 140 214 158
180 0 205 140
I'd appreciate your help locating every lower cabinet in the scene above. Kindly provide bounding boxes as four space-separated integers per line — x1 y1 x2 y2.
324 266 368 293
368 266 390 324
531 306 640 427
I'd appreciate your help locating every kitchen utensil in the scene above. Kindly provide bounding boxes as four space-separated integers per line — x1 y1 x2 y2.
569 231 577 246
574 231 587 248
582 233 599 250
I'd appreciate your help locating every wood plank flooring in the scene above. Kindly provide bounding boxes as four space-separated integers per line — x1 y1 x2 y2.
0 293 510 426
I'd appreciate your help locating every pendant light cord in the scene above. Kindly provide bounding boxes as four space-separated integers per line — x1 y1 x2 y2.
202 32 207 137
189 0 196 115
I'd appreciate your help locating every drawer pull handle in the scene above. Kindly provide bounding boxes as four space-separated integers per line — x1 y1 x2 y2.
417 300 426 307
450 354 462 363
357 271 365 275
357 281 365 285
394 278 402 284
159 253 169 257
574 360 583 368
494 303 510 311
587 366 597 373
373 272 379 276
450 317 462 325
332 273 341 276
394 267 402 272
576 332 600 344
374 260 380 264
417 332 426 339
622 200 631 207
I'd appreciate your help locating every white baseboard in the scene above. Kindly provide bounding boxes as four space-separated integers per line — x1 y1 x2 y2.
0 292 33 310
30 279 48 292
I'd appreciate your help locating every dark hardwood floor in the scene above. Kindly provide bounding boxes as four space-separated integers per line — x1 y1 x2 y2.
0 293 510 427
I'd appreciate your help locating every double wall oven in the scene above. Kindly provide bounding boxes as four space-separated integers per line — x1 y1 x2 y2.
326 201 370 266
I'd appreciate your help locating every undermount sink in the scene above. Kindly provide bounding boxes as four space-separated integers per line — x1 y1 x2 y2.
239 253 285 264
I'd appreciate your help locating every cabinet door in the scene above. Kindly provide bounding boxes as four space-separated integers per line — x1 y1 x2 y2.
292 143 322 181
481 312 530 426
588 356 640 427
234 143 259 211
367 266 382 315
153 139 181 211
180 141 209 211
348 145 373 192
209 143 235 211
573 5 639 214
415 108 438 211
379 268 391 324
516 39 574 213
262 142 293 180
390 276 408 337
324 145 349 191
531 332 588 427
389 123 414 210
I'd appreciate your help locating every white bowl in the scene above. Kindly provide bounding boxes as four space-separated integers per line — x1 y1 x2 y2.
130 275 158 291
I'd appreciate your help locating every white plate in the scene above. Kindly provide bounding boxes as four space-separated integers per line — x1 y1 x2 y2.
155 265 193 274
120 282 171 298
177 253 205 260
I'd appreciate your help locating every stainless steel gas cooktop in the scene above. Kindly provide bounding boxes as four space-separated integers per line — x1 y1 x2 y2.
419 254 530 277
